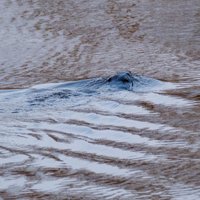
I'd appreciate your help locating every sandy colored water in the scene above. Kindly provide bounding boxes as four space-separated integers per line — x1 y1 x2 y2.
0 0 200 199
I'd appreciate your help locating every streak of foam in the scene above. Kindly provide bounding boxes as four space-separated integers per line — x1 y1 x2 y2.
0 124 161 161
77 98 151 115
0 176 26 192
58 110 173 131
37 123 164 146
169 183 200 200
31 176 137 199
104 90 192 107
141 93 192 107
32 154 145 178
0 154 29 166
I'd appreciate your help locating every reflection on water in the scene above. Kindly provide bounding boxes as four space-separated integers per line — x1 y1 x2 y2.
0 0 200 199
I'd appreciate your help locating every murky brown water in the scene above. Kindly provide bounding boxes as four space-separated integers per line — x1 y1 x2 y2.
0 0 200 199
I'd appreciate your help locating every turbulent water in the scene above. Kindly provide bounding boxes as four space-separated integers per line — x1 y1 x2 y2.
0 0 200 199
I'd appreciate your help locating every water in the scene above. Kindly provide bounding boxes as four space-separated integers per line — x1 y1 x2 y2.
0 0 200 199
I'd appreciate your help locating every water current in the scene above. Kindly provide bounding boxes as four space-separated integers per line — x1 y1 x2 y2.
0 0 200 199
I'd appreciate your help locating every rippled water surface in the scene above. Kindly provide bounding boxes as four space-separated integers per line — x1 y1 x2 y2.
0 0 200 199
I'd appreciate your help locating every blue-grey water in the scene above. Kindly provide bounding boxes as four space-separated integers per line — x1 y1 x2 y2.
0 0 200 199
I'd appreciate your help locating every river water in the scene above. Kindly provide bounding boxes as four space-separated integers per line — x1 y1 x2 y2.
0 0 200 199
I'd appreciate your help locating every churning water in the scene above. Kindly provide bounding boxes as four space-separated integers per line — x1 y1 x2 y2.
0 0 200 199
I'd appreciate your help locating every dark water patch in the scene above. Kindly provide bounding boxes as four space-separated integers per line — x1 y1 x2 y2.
0 71 163 111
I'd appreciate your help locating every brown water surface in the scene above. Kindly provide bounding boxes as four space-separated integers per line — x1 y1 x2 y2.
0 0 200 199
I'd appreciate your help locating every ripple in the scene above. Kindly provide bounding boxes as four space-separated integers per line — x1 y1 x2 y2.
0 0 200 198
